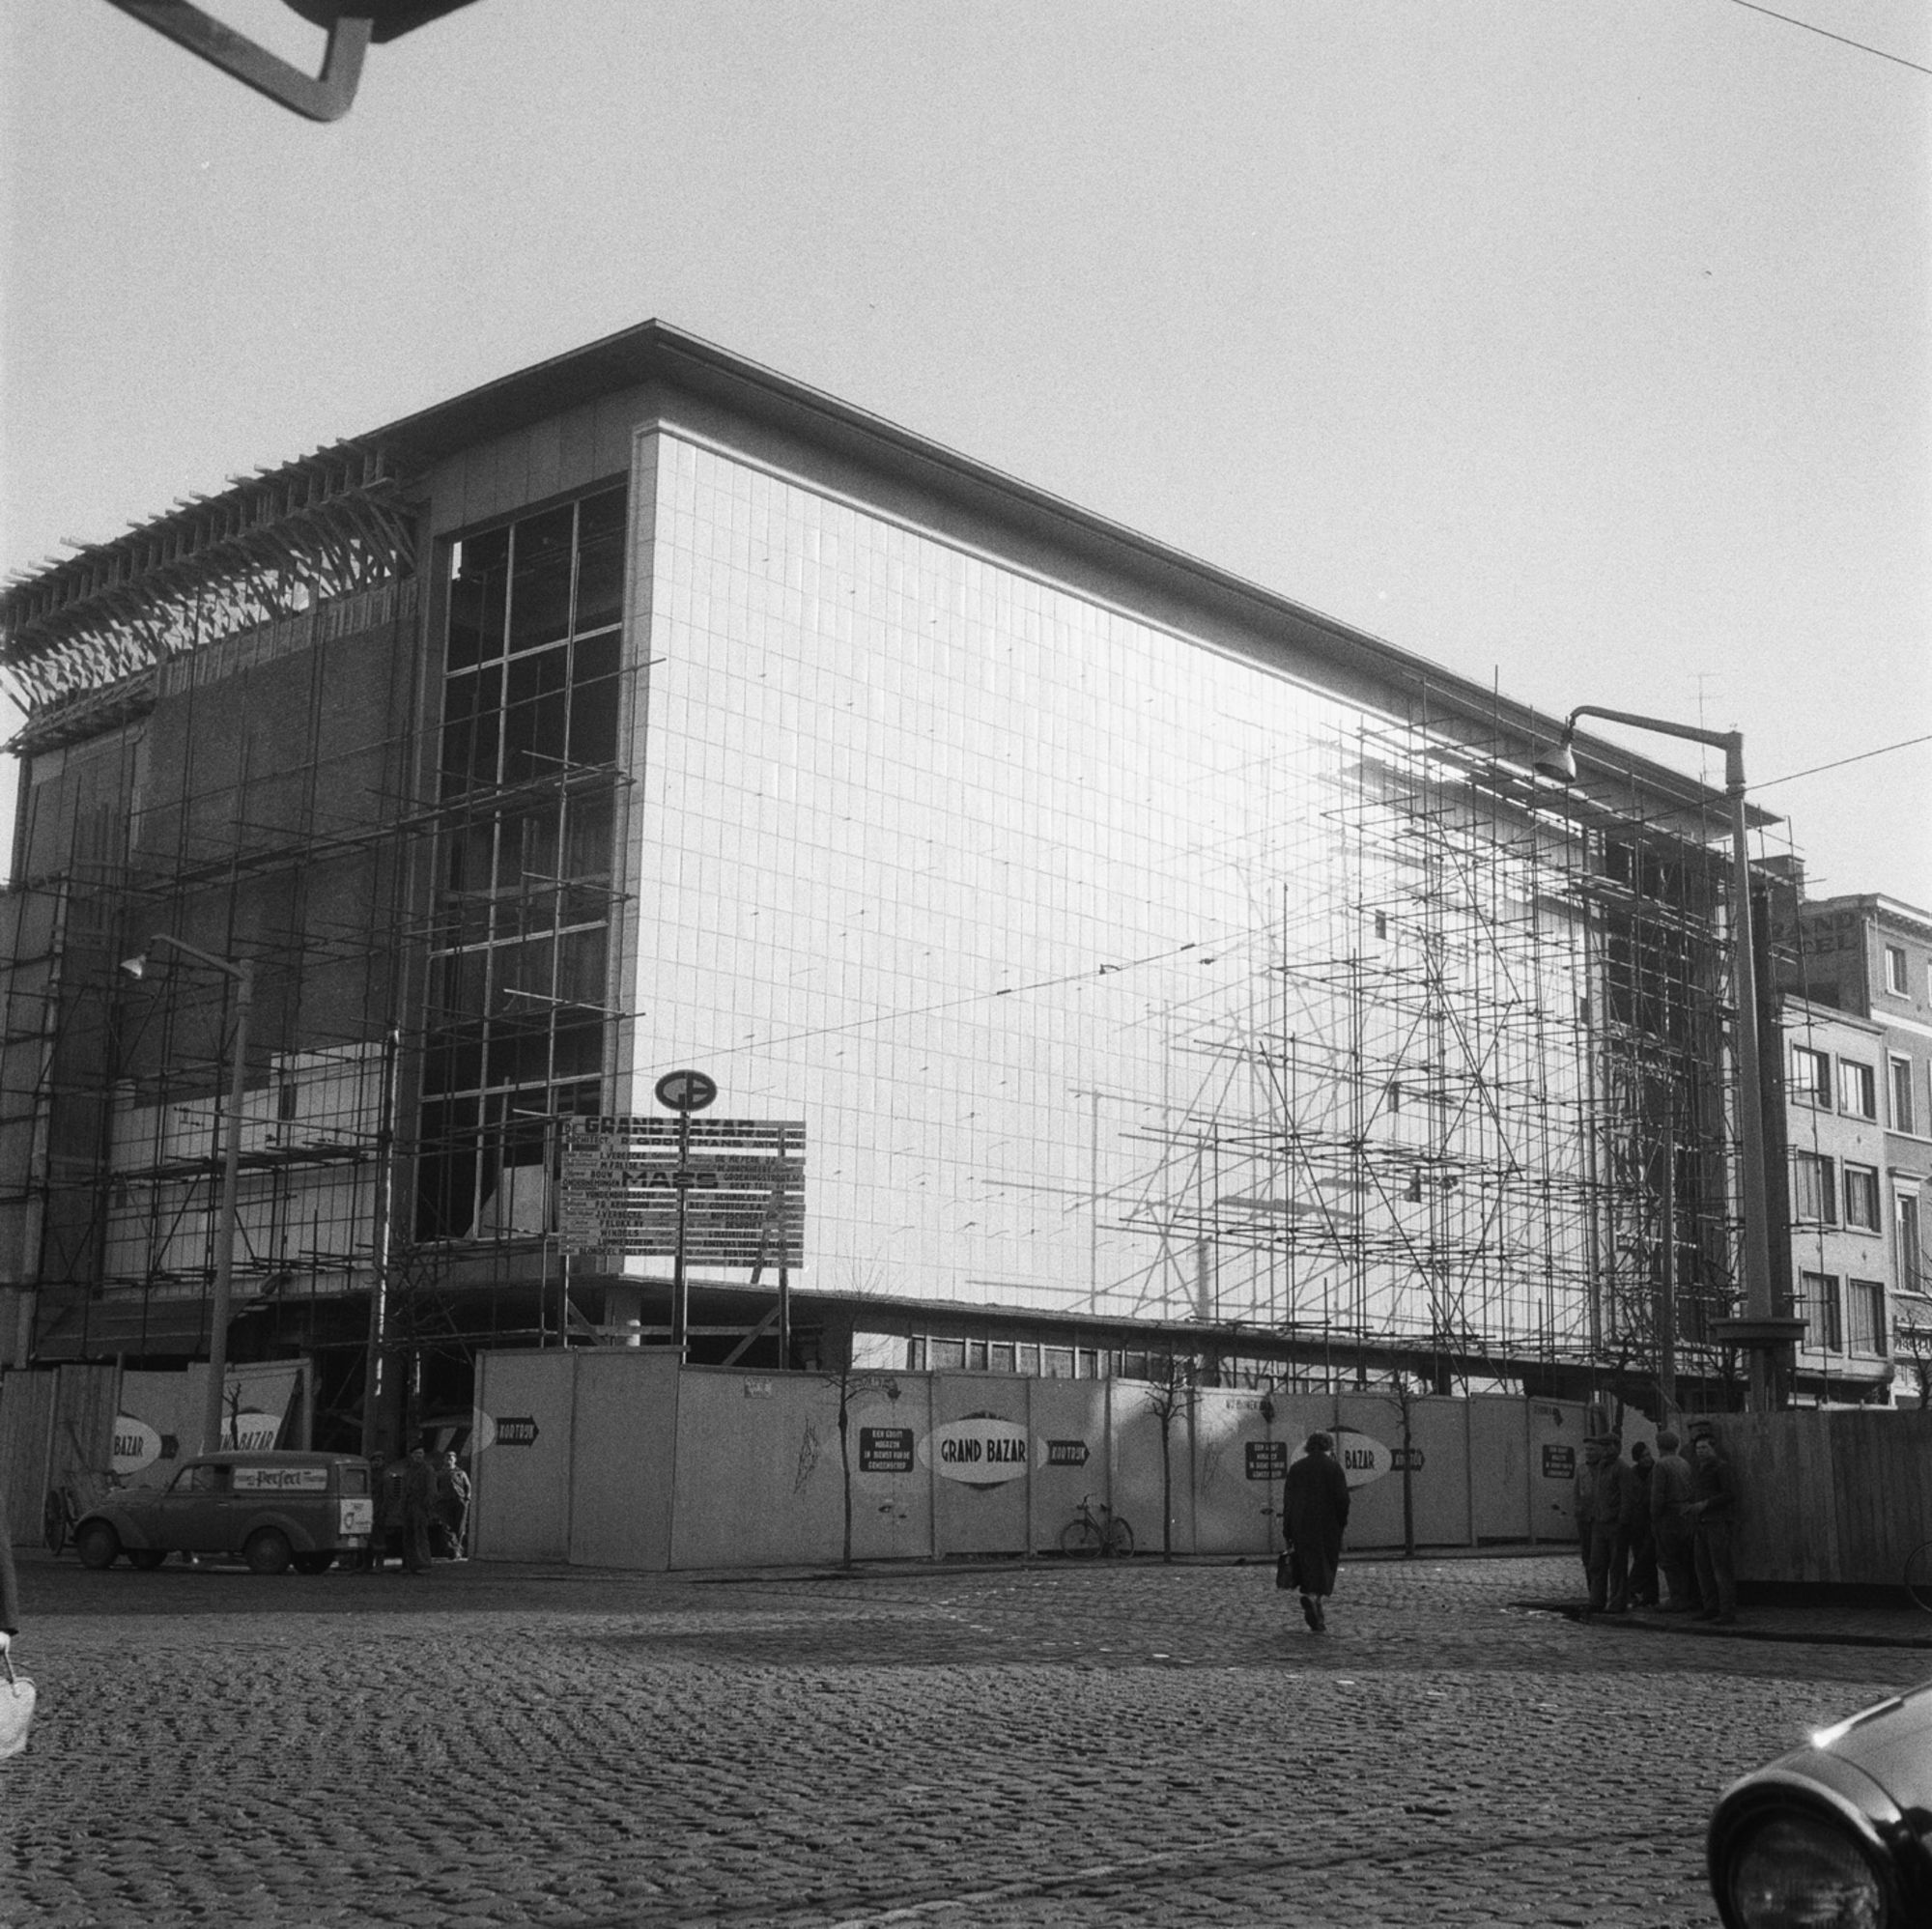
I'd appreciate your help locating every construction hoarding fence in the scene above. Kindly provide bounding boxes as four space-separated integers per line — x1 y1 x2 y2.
470 1347 1596 1571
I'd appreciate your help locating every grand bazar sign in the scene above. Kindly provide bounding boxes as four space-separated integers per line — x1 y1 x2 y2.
921 1416 1033 1488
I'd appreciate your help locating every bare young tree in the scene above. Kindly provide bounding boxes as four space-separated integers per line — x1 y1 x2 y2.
1142 1352 1199 1564
815 1362 904 1569
1378 1371 1423 1558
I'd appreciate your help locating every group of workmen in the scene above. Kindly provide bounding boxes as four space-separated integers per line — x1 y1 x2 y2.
1573 1421 1738 1624
363 1447 471 1574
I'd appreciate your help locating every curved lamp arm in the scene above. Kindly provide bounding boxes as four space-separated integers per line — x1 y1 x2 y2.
105 2 373 122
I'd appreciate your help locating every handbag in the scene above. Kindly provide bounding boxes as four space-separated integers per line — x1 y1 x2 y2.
1275 1549 1294 1592
0 1650 35 1759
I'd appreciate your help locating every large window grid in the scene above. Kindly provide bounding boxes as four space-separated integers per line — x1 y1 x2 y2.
416 486 627 1241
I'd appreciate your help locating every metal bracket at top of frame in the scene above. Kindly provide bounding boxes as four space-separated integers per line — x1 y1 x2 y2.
107 1 373 122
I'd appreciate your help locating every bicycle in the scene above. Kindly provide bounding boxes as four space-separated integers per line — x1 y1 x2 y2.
1906 1541 1932 1614
43 1466 123 1557
1059 1493 1134 1558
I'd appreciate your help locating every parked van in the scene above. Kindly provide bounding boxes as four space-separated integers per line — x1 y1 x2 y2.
72 1450 374 1574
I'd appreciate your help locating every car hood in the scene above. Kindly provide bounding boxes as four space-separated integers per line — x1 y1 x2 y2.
1803 1681 1932 1813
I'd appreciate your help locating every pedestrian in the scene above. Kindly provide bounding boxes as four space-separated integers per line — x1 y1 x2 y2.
1 1488 21 1658
1690 1430 1739 1626
1610 1440 1657 1610
1649 1430 1700 1611
1576 1433 1627 1613
433 1451 471 1561
400 1447 437 1575
1282 1432 1351 1631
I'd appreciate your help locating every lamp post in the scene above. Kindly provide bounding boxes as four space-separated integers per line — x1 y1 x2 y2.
122 935 255 1455
1534 707 1797 1413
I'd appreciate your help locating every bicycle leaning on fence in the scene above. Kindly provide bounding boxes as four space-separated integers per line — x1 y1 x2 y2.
1059 1493 1134 1558
1906 1540 1932 1614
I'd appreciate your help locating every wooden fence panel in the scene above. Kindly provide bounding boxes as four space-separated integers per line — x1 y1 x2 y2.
0 1370 56 1544
1722 1409 1932 1587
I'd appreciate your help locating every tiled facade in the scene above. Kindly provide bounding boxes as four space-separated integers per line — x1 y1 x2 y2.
616 432 1593 1336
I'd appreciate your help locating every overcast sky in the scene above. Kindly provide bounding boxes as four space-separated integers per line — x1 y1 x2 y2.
4 0 1927 904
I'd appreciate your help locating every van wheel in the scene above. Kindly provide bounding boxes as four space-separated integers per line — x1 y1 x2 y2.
244 1528 294 1575
75 1521 121 1569
291 1552 333 1575
128 1548 168 1571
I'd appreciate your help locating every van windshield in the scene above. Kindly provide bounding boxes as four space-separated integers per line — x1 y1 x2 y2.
169 1463 232 1496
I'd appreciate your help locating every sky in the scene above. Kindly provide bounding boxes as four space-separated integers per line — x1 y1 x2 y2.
3 0 1928 905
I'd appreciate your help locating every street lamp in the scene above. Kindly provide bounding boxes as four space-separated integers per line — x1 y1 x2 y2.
121 935 255 1455
1535 706 1800 1414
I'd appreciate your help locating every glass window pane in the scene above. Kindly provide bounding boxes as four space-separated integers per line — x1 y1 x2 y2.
501 648 569 785
447 528 508 669
569 632 621 768
555 925 608 1008
508 506 575 653
440 667 501 794
552 1016 604 1079
574 487 627 634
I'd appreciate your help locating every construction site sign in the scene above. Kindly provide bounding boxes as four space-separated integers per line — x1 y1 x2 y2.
558 1117 806 1265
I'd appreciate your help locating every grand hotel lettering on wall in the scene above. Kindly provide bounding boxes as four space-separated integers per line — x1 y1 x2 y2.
558 1117 807 1265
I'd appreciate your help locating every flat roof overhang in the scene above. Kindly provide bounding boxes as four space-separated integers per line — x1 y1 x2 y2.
3 319 1768 833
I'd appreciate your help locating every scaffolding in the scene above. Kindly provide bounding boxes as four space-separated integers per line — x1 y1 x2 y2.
0 448 638 1439
1110 701 1749 1400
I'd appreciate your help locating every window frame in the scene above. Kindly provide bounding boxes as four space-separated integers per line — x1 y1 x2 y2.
1797 1269 1842 1352
1789 1044 1833 1110
1837 1059 1876 1120
1843 1163 1881 1233
1889 1056 1918 1135
1884 945 1909 996
1845 1278 1886 1356
1792 1149 1838 1226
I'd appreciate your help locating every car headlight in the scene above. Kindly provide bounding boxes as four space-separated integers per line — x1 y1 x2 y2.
1724 1809 1889 1929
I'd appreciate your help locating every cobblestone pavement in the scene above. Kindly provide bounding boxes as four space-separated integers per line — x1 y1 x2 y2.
5 1548 1927 1929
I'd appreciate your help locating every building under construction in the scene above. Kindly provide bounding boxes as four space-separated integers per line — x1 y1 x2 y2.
0 323 1776 1445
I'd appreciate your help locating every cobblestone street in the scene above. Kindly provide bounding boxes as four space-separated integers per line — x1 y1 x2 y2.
5 1549 1927 1928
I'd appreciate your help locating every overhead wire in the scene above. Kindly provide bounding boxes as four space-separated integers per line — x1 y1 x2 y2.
1725 0 1932 77
1753 732 1932 792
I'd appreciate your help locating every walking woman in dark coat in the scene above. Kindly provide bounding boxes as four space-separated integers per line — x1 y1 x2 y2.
1283 1432 1351 1631
1 1488 22 1656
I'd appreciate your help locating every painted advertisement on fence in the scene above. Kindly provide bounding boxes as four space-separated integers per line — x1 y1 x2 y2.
114 1363 305 1486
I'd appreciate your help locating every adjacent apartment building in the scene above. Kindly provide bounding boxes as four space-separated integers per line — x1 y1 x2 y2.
0 322 1782 1443
1776 887 1932 1404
